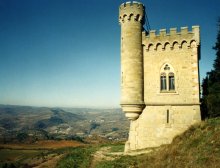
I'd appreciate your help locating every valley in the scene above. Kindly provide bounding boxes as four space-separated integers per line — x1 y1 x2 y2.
0 105 129 143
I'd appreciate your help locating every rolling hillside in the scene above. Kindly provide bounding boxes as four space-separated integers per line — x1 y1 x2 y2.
0 105 129 143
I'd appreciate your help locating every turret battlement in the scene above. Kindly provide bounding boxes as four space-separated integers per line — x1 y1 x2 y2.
142 26 200 51
119 1 145 23
120 1 143 8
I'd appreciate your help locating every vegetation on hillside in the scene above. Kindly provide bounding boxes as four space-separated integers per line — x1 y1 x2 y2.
0 140 84 168
56 118 220 168
96 118 220 168
201 18 220 119
56 146 98 168
1 117 219 167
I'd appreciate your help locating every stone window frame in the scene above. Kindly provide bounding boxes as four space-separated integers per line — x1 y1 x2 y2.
160 64 176 93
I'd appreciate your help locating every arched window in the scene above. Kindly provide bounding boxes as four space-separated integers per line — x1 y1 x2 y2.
169 72 175 90
160 64 175 92
160 73 167 91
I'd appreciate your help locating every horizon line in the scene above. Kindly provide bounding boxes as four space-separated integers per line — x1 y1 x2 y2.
0 103 121 109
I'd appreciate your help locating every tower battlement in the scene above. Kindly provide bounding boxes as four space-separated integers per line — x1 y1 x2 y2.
119 1 145 23
142 26 200 52
119 1 144 9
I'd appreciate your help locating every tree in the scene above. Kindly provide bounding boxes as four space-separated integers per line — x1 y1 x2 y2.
201 18 220 118
213 18 220 74
17 132 28 142
201 77 208 119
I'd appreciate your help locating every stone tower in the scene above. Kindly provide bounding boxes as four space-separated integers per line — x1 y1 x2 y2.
119 1 201 152
119 1 145 121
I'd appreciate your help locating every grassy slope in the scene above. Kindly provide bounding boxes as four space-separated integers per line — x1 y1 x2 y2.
152 118 220 168
56 146 98 168
48 118 220 168
96 118 220 168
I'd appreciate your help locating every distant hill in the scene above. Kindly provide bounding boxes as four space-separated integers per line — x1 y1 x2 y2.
0 105 129 143
0 105 84 130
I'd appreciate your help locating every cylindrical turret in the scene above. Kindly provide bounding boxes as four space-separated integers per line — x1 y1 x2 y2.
119 1 145 120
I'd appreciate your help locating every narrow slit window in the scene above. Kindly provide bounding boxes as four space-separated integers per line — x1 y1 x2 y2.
167 109 169 124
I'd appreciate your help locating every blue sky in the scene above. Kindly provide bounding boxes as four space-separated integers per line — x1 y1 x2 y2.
0 0 219 107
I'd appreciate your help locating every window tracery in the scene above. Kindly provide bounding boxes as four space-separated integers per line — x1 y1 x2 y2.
160 64 175 92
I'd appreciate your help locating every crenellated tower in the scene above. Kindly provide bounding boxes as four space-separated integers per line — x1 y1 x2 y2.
119 2 145 120
119 1 201 152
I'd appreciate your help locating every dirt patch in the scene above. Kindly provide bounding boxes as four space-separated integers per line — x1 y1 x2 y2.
34 140 83 149
32 153 64 168
90 147 123 168
0 140 83 149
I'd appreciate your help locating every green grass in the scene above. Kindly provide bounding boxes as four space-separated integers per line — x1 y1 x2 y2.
109 143 124 153
56 146 98 168
0 149 44 161
96 155 139 168
56 143 124 168
0 149 48 168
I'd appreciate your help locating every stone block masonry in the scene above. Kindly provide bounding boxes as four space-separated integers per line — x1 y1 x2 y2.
119 1 201 152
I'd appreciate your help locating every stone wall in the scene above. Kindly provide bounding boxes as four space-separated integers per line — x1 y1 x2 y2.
143 26 200 105
119 2 201 153
127 105 200 151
